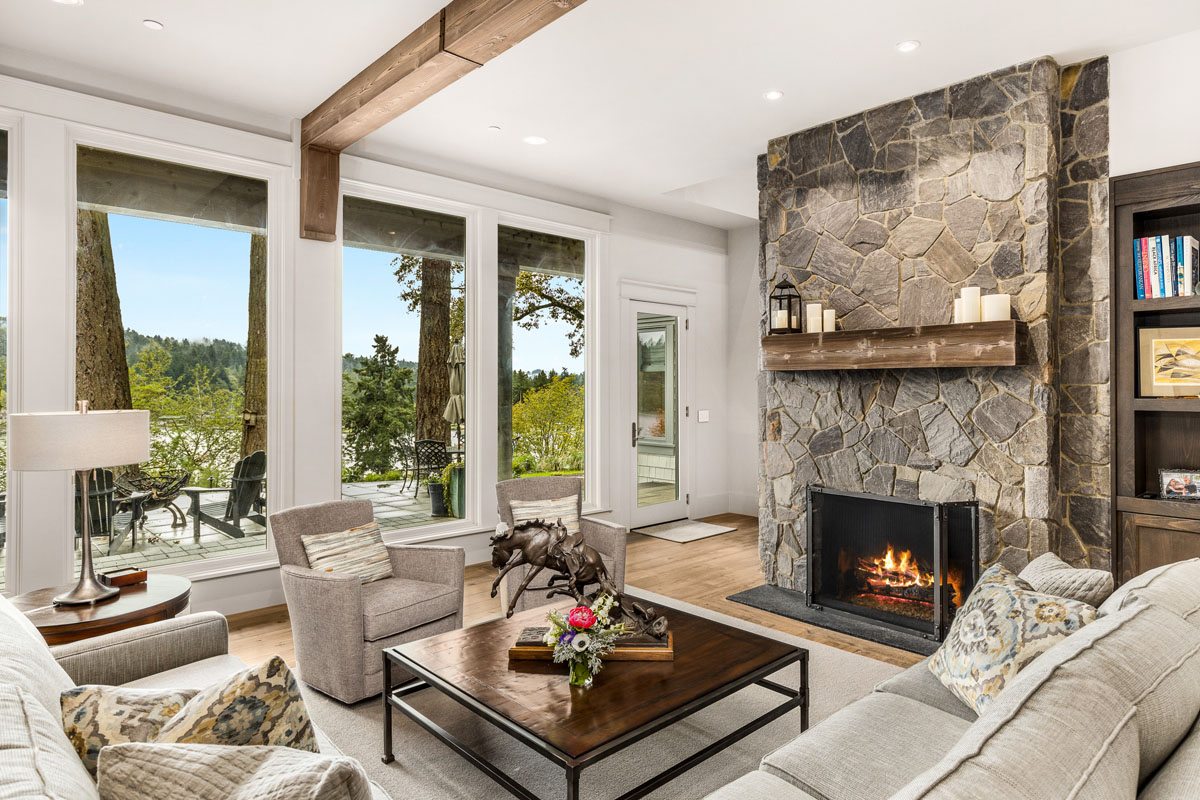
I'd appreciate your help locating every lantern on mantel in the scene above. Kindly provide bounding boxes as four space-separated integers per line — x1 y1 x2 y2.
769 276 801 334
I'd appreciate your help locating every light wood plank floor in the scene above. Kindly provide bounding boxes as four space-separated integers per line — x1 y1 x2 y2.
227 513 922 669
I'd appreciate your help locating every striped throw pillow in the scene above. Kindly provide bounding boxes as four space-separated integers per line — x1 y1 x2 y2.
509 495 580 537
301 521 393 584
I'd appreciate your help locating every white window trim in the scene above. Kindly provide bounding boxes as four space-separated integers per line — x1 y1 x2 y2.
0 110 24 594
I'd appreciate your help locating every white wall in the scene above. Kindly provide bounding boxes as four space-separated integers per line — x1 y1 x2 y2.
725 225 760 516
1110 28 1200 177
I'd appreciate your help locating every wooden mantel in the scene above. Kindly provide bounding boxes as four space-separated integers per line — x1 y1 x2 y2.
761 320 1030 371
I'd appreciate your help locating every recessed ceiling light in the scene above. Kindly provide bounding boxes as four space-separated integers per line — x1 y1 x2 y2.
763 90 784 102
895 40 921 53
523 135 548 146
52 0 83 5
487 125 502 133
143 19 165 30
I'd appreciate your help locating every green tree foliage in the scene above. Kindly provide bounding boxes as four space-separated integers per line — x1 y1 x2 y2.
125 328 246 390
342 335 415 480
512 375 584 472
512 271 585 358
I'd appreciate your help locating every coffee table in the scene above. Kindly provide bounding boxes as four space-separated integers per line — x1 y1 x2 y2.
382 597 808 800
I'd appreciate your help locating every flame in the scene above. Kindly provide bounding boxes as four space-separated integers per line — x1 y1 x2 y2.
858 545 933 591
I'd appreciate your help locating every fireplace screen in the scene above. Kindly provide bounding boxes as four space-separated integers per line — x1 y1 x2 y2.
805 487 978 641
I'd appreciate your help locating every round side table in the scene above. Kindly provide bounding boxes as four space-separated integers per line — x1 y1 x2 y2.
11 573 192 646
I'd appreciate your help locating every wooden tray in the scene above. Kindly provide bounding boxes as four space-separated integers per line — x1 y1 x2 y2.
509 631 674 662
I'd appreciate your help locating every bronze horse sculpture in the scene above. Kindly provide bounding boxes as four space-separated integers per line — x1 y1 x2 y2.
490 518 669 639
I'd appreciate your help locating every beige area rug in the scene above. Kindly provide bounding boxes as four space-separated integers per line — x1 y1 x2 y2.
301 588 902 800
633 520 737 543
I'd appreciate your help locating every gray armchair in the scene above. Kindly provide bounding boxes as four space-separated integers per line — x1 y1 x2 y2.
496 476 627 614
270 499 465 704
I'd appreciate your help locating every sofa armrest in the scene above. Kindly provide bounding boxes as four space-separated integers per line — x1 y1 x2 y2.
386 544 465 591
581 516 628 589
51 612 229 686
280 565 366 699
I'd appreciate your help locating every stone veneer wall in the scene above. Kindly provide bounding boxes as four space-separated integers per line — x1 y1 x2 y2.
1056 58 1111 568
756 57 1110 589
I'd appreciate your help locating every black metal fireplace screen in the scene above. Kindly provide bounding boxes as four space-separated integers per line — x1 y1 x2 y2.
805 487 979 641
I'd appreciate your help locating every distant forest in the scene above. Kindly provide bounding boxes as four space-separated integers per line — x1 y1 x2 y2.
124 329 247 391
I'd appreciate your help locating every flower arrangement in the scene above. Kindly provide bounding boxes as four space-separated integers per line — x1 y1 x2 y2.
544 594 626 687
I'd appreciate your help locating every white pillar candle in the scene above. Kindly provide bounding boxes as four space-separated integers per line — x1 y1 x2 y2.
981 293 1011 322
790 311 799 330
960 286 981 323
823 309 836 332
773 308 789 329
953 298 964 324
805 303 823 334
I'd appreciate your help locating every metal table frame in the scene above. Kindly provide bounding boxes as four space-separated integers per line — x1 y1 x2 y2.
381 647 808 800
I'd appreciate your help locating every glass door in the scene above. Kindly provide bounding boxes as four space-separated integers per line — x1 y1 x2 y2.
630 301 688 526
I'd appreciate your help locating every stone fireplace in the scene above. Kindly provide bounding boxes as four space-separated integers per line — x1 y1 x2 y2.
756 56 1111 593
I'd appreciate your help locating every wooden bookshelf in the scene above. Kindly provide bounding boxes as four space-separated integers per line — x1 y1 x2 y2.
1111 161 1200 583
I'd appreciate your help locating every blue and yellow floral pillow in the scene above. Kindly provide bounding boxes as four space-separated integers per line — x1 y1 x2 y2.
930 564 1096 714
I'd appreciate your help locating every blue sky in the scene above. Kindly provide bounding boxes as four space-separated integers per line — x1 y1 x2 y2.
105 214 582 373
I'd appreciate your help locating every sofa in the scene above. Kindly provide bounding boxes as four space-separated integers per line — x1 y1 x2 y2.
0 591 390 799
706 558 1200 800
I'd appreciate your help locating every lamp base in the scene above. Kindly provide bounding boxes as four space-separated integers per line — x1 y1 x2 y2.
54 575 119 606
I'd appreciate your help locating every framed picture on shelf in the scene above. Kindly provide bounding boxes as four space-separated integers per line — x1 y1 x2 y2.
1160 468 1200 501
1138 326 1200 397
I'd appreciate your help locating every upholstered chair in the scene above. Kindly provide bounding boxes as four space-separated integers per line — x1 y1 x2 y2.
270 499 465 704
495 476 627 614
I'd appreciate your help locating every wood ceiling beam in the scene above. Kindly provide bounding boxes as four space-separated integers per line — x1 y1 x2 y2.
299 0 587 240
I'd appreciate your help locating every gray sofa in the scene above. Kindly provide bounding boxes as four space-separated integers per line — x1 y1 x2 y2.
706 558 1200 800
0 591 391 799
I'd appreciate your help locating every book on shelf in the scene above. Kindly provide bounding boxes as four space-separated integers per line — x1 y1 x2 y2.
1134 235 1200 299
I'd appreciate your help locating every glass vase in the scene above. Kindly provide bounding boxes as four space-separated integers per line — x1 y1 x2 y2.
568 659 593 688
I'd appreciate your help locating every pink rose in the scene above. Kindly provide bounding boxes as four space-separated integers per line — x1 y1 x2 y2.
568 606 596 630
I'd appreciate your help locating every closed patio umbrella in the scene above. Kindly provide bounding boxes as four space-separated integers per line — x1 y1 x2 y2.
443 340 466 448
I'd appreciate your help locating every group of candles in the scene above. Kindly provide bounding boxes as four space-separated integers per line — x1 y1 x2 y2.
771 303 837 333
953 286 1012 324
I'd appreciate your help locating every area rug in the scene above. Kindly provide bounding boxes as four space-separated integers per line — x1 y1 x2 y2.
633 520 736 543
301 588 901 799
726 584 939 657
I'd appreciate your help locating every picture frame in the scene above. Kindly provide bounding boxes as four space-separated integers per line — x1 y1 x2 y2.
1159 468 1200 501
1138 326 1200 397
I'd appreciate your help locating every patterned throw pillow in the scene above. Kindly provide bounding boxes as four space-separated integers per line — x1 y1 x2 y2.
509 495 580 537
930 564 1096 714
153 656 317 753
61 685 197 777
301 520 392 584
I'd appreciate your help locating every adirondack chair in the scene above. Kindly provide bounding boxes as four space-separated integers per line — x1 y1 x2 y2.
412 439 451 497
182 450 266 540
75 468 149 556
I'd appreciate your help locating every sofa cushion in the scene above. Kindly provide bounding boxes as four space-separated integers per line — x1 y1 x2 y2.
96 743 373 800
1099 558 1200 624
0 684 100 800
1140 716 1200 800
761 692 971 800
0 593 75 717
302 520 393 585
122 654 248 691
702 771 822 800
873 657 977 723
61 684 197 777
361 577 459 642
1018 552 1114 607
929 564 1095 714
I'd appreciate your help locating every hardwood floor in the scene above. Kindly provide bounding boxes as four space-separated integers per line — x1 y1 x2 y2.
226 513 922 670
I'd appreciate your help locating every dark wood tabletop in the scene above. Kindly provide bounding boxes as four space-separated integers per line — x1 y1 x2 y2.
390 596 803 760
11 573 192 646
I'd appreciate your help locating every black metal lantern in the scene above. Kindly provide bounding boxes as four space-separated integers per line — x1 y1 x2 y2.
769 276 801 334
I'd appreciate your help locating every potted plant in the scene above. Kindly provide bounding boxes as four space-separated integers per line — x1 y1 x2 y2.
425 473 448 517
443 461 465 519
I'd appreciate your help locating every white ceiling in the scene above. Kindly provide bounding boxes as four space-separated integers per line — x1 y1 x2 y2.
4 0 1200 229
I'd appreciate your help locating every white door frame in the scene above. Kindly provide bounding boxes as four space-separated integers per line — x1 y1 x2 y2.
619 280 696 529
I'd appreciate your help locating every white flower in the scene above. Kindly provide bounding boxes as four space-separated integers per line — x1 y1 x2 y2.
571 632 591 652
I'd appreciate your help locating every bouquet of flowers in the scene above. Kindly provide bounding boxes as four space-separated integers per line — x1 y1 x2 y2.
544 594 626 687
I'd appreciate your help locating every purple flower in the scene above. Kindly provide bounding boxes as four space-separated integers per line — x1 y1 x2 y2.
558 631 575 644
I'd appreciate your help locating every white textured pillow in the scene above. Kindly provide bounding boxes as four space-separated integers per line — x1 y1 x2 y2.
1019 552 1114 607
509 494 580 537
96 743 372 800
0 684 100 800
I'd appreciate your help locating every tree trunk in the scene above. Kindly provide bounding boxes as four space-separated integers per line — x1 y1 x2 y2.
75 209 132 413
415 258 450 443
240 233 267 457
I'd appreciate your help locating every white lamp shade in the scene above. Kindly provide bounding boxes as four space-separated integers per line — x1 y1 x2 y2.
8 409 150 471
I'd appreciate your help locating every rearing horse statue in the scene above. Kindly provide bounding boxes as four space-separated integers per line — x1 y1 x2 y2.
490 518 669 639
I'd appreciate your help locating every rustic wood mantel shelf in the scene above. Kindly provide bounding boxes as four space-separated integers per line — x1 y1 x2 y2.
761 320 1030 371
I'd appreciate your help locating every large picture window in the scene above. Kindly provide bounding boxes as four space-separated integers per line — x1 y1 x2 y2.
74 145 268 576
497 225 585 486
341 196 467 527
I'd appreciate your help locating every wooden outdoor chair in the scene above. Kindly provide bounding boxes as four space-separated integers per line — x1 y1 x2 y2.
75 468 149 556
182 450 267 540
412 439 450 497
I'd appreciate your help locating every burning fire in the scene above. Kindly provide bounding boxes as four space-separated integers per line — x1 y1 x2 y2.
858 545 933 591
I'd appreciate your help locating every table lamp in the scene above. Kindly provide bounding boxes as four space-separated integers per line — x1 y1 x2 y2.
8 402 151 605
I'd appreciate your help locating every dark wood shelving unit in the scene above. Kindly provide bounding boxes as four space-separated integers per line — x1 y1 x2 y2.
1111 161 1200 583
761 320 1029 372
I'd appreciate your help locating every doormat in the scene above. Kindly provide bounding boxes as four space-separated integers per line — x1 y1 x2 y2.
726 584 939 657
632 519 736 543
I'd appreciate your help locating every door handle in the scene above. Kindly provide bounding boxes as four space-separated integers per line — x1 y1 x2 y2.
632 422 637 447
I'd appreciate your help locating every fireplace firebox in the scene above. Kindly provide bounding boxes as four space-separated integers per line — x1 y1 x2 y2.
805 487 978 641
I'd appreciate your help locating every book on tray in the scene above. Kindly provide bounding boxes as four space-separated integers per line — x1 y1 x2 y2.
1134 235 1199 299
